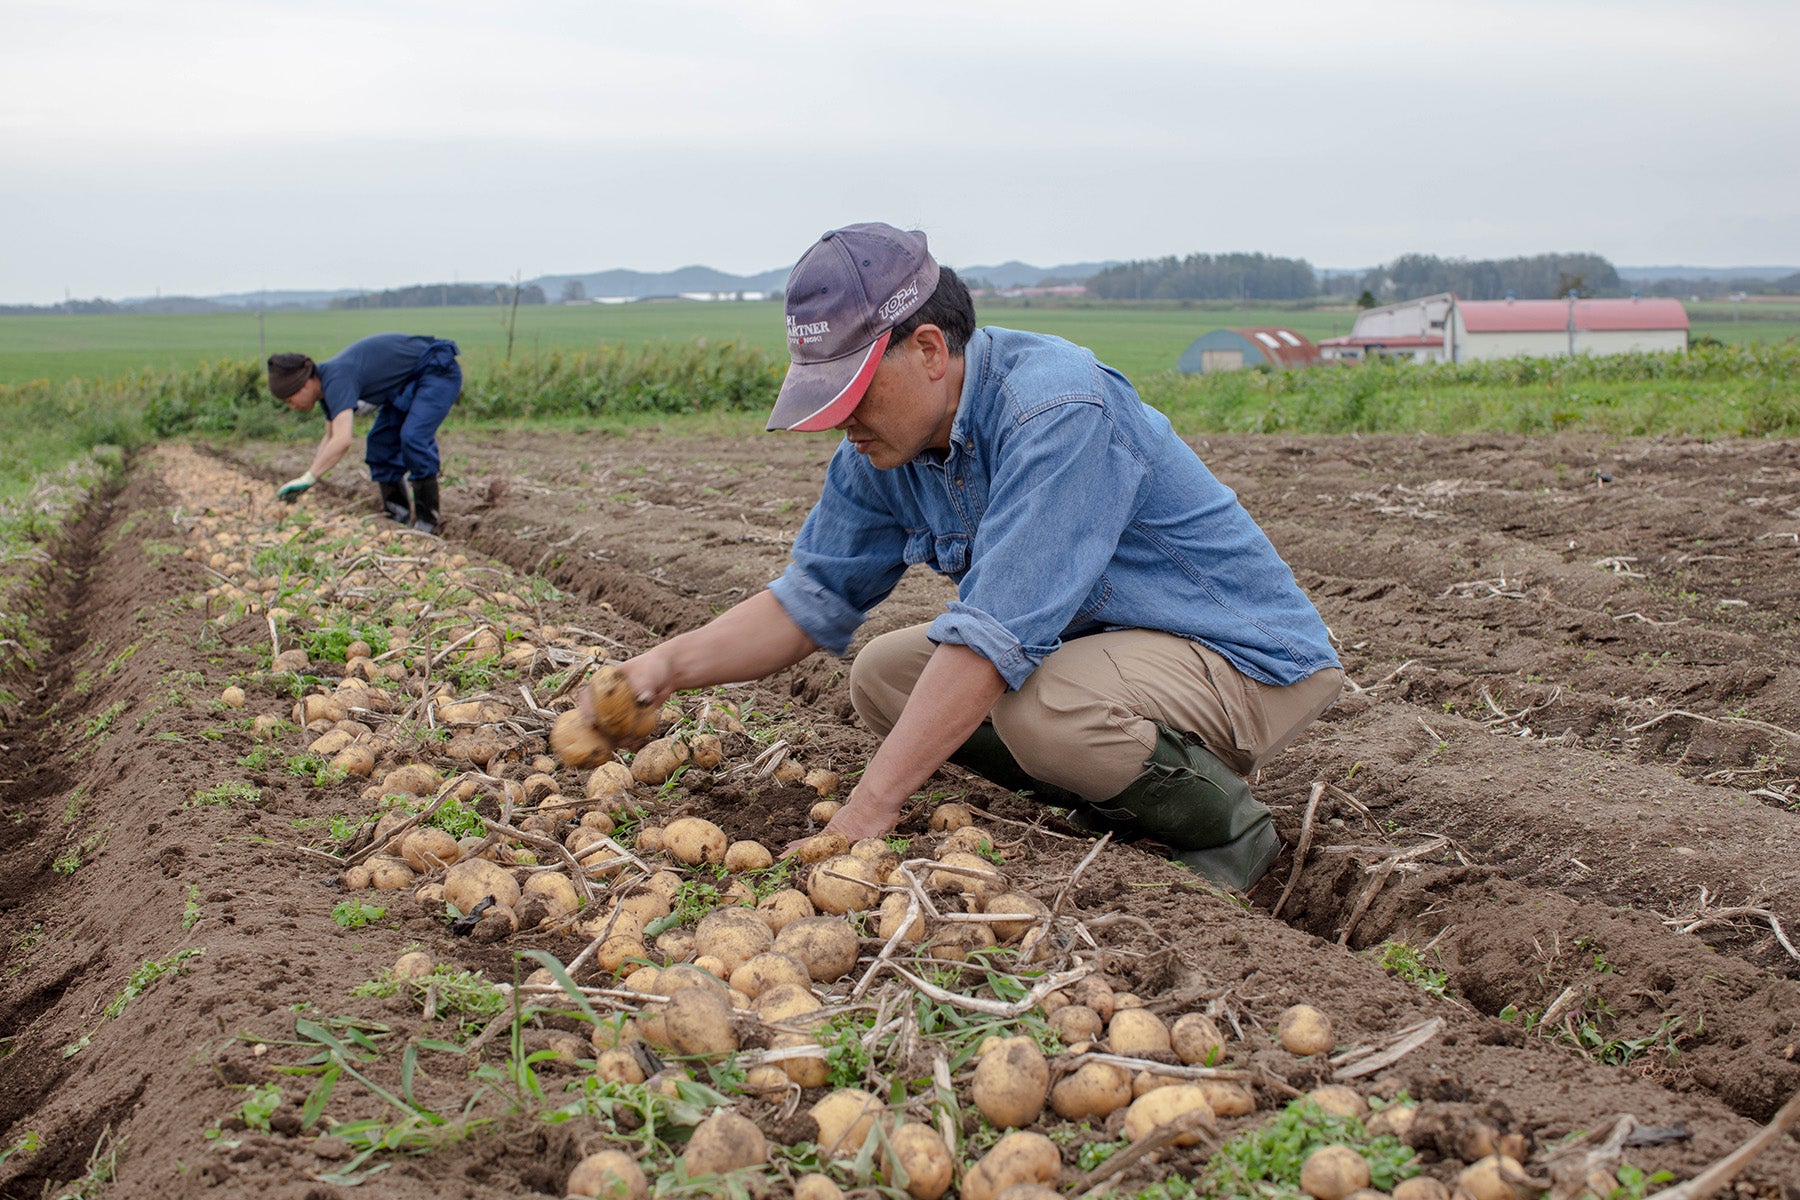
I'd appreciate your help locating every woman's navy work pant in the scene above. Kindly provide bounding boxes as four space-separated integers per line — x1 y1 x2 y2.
365 340 461 483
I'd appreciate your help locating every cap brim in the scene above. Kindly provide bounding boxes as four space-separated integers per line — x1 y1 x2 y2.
767 331 890 432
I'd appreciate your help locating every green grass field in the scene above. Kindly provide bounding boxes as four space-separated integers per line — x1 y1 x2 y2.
2 298 1792 390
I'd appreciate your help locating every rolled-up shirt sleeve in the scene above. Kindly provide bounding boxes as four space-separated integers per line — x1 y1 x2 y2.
767 445 910 654
927 397 1147 689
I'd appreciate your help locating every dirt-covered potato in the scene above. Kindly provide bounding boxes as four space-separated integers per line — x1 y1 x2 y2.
927 802 973 832
876 893 926 943
962 1131 1062 1200
1069 977 1115 1021
593 932 647 975
1457 1156 1532 1200
1123 1086 1215 1145
1367 1102 1418 1138
521 871 580 919
810 1087 883 1155
1279 1004 1335 1056
685 1110 767 1175
630 736 691 786
771 1030 828 1087
585 664 659 740
926 921 996 963
930 851 1004 904
1171 1012 1226 1066
803 768 841 798
971 1036 1049 1129
444 858 521 913
382 762 438 797
807 853 881 914
724 840 774 872
809 800 842 823
399 826 461 873
1050 1061 1133 1120
1131 1070 1182 1098
663 816 728 866
773 915 861 982
794 831 849 863
567 1150 648 1200
1198 1080 1257 1117
729 951 811 999
794 1175 843 1200
1049 1004 1103 1043
1300 1145 1371 1200
584 760 633 799
689 733 724 770
331 744 376 777
848 837 900 877
694 907 774 972
940 825 996 857
1391 1177 1451 1200
983 890 1049 942
551 709 616 769
662 985 737 1060
594 1046 645 1085
883 1122 953 1200
1309 1085 1368 1119
756 888 815 934
393 950 434 979
753 982 822 1022
366 856 416 890
1108 1008 1173 1058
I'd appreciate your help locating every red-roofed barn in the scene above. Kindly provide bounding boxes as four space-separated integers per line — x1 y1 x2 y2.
1451 297 1689 361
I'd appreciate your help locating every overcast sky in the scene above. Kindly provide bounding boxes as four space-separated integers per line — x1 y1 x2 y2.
3 0 1796 303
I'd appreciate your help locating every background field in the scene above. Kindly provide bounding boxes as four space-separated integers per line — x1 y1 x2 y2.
7 298 1794 388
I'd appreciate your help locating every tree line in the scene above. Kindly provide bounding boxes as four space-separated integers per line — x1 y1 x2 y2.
1087 253 1319 301
329 283 546 310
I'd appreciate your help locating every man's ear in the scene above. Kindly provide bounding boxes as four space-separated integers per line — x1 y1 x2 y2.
912 324 950 382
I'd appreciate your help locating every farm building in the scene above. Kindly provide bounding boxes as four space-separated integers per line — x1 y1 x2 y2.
1176 327 1321 374
1319 294 1689 363
1317 293 1453 363
1450 296 1688 361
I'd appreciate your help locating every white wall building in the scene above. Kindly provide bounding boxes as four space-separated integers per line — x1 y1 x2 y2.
1320 293 1689 363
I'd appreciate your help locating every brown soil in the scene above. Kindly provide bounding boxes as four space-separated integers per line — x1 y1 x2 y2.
3 428 1798 1198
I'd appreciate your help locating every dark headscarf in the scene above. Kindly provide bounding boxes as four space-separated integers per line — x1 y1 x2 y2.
267 353 316 400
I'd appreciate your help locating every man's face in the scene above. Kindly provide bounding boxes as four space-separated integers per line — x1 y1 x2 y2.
832 330 952 469
282 377 321 413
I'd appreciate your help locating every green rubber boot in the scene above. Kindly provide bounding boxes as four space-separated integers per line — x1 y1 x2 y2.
1083 724 1280 892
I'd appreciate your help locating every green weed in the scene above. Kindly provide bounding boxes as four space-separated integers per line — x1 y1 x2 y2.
82 700 127 740
1199 1097 1418 1199
1373 940 1453 999
187 781 263 808
332 901 386 929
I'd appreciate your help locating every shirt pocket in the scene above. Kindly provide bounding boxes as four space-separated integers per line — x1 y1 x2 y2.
903 529 970 576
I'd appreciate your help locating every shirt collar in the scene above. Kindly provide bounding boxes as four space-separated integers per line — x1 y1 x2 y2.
945 326 991 455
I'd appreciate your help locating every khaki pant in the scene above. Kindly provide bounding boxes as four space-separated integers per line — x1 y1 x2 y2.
849 625 1343 800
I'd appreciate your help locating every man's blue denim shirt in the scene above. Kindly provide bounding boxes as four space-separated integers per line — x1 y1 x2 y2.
767 327 1339 691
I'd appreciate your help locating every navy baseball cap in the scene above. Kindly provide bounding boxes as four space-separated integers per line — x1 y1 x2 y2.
767 223 941 432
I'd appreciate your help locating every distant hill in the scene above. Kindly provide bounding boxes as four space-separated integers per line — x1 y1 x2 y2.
958 260 1119 288
1616 266 1798 283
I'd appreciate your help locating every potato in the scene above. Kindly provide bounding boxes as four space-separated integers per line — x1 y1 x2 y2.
962 1131 1061 1200
687 731 725 771
810 1088 883 1155
774 759 806 784
1367 1102 1418 1138
927 921 996 963
928 803 973 832
331 744 377 777
1457 1156 1532 1200
794 831 849 863
742 1063 792 1097
720 878 756 907
1198 1080 1257 1117
643 870 685 904
1279 1004 1335 1056
941 825 996 857
662 986 737 1060
1050 1062 1132 1120
794 1175 843 1200
1123 1086 1214 1146
367 856 416 890
849 837 900 876
695 907 774 972
1131 1070 1182 1098
1301 1145 1371 1200
685 1110 767 1176
567 1149 647 1200
551 709 616 769
756 888 815 934
654 962 730 999
724 840 774 872
310 729 353 756
1070 978 1115 1021
521 871 580 919
399 826 462 873
1391 1178 1450 1200
1049 1005 1103 1043
774 915 861 982
876 893 926 943
584 760 633 798
1309 1086 1368 1119
810 799 842 823
804 768 841 798
971 1036 1049 1129
585 665 659 740
983 891 1049 942
393 951 434 979
808 853 881 914
594 934 647 975
614 889 671 926
930 851 1004 905
594 1046 646 1085
730 951 811 999
1108 1009 1173 1058
379 762 437 797
443 858 521 913
220 685 246 708
663 816 728 866
630 736 690 786
991 1187 1062 1200
692 954 729 979
754 982 822 1022
771 1030 829 1087
1171 1012 1227 1066
884 1122 953 1200
520 772 559 804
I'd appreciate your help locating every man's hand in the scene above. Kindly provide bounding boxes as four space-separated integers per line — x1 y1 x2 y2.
276 472 318 502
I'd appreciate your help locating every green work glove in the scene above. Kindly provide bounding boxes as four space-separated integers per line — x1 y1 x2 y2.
276 471 317 502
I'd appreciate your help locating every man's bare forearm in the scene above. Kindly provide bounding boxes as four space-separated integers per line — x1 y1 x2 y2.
620 590 819 707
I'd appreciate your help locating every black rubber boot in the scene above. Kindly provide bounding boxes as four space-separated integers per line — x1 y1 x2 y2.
947 724 1084 809
1083 724 1281 892
410 476 441 535
378 480 412 525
